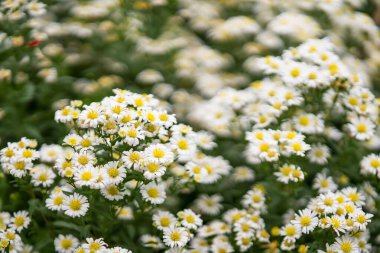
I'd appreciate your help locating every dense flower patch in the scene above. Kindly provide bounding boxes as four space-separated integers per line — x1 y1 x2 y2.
1 0 380 252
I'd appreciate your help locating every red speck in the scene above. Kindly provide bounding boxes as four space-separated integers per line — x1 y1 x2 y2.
26 40 41 47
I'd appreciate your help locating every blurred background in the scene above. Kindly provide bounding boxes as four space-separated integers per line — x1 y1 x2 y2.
1 0 380 147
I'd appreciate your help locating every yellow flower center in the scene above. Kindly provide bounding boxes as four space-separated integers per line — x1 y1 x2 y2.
308 73 317 80
107 185 119 195
53 196 64 206
290 68 300 77
134 99 144 107
285 226 296 236
281 166 292 176
81 139 92 147
241 237 251 245
299 116 310 126
4 149 14 158
147 112 156 121
192 166 201 174
38 173 48 182
129 152 140 162
112 106 122 114
259 143 270 152
285 92 294 100
127 129 138 138
108 167 119 178
5 232 15 240
147 188 159 198
252 195 261 203
292 143 302 151
170 231 181 241
348 192 359 202
331 218 341 229
89 242 101 251
356 124 367 133
61 239 72 249
370 159 380 168
320 179 329 188
348 97 358 106
15 161 26 170
87 111 99 120
356 214 366 224
340 242 352 253
147 163 159 173
14 216 25 227
81 171 93 181
22 149 33 158
159 114 168 121
177 140 189 150
153 148 164 158
78 156 89 166
185 215 195 224
300 216 311 227
160 217 170 227
69 199 82 211
286 131 297 139
324 198 333 206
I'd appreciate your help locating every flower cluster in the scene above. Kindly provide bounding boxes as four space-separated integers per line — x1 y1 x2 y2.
360 154 380 178
42 90 223 218
1 0 380 252
0 0 46 21
190 38 379 142
149 209 203 249
0 211 31 252
54 236 131 253
246 129 310 163
280 187 373 252
0 138 39 178
175 185 269 253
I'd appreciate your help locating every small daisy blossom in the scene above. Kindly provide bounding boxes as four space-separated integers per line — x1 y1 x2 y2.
62 193 89 217
178 209 202 230
140 182 166 205
153 211 177 231
10 211 30 232
291 209 318 234
54 234 79 253
162 226 190 248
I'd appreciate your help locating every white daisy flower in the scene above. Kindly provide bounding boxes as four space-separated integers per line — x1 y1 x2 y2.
82 238 107 251
308 144 330 165
54 234 79 253
100 184 127 201
31 165 56 187
142 161 166 180
153 211 177 231
194 194 223 216
62 193 89 217
78 104 106 128
122 150 143 169
102 161 126 185
332 235 359 253
117 206 134 220
118 125 145 146
347 117 375 141
162 226 189 248
46 193 66 211
140 182 166 205
74 166 99 188
10 211 30 232
351 210 373 231
291 209 318 234
178 209 202 230
281 224 301 242
144 144 174 165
